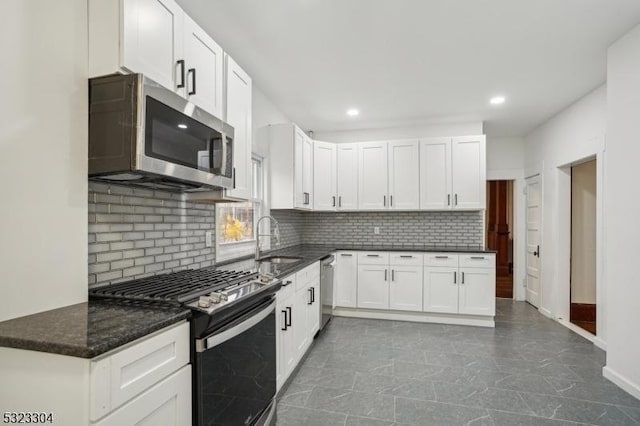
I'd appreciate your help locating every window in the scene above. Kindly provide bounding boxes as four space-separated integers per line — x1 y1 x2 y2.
215 156 263 261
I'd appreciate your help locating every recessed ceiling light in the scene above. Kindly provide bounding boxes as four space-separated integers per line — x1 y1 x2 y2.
347 108 359 117
490 96 506 105
177 124 188 129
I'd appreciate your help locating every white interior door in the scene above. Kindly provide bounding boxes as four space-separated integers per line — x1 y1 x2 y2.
525 175 542 307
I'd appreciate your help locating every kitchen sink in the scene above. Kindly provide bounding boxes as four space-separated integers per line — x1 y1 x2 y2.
257 256 303 264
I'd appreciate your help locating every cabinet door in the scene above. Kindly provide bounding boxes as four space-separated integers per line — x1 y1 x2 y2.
451 136 486 210
458 268 495 316
293 127 306 209
307 279 320 337
224 55 252 200
183 15 224 117
423 267 458 314
313 141 336 210
276 290 295 391
123 0 184 92
357 265 389 310
389 266 423 312
336 144 359 210
335 252 357 308
293 289 310 359
302 136 314 209
419 138 452 210
358 142 388 210
94 366 191 426
388 140 420 210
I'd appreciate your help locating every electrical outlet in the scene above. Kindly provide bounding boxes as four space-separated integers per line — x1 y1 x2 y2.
205 231 212 247
374 227 380 235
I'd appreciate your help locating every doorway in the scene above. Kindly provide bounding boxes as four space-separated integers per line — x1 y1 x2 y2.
570 159 597 335
486 180 514 298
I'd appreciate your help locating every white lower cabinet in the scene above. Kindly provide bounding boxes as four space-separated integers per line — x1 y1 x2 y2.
276 262 320 392
335 252 358 308
94 365 191 426
458 267 496 315
389 266 423 311
423 266 459 313
423 254 496 316
357 265 389 309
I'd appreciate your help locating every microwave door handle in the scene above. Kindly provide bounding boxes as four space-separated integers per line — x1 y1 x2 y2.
196 301 275 352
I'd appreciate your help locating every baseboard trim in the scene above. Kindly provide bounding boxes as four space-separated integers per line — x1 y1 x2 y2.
539 307 553 318
559 319 596 342
603 366 640 400
593 337 607 351
333 307 495 328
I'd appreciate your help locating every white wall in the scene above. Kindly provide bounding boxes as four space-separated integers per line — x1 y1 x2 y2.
252 86 292 158
313 121 483 143
603 23 640 399
524 85 606 346
0 1 88 321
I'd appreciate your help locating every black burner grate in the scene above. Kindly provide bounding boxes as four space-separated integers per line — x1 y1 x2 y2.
89 268 258 304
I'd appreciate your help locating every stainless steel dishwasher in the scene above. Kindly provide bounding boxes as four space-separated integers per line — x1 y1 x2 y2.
319 255 335 331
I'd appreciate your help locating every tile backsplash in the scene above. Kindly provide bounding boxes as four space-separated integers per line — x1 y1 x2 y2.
88 182 215 287
271 210 484 248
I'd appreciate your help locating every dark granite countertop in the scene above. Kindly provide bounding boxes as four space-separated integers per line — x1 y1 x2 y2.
0 299 191 358
218 244 496 280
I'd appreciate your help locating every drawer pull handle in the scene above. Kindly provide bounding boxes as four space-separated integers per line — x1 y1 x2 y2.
400 255 413 258
470 256 485 260
341 253 353 257
435 256 449 259
366 254 380 257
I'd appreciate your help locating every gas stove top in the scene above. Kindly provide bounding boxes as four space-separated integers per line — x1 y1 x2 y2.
89 267 281 315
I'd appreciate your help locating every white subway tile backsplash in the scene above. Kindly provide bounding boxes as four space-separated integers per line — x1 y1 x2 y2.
88 182 215 287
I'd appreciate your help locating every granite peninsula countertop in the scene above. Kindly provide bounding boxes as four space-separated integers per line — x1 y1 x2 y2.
219 243 496 279
0 299 191 358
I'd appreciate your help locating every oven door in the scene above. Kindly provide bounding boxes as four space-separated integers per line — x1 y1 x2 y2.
194 297 276 426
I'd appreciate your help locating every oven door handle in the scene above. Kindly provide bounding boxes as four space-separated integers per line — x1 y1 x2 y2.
196 300 275 352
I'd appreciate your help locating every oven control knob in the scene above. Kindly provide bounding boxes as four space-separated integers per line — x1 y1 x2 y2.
198 296 212 308
210 292 226 304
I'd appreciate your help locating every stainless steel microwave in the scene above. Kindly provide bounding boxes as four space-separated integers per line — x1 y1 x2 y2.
88 74 234 192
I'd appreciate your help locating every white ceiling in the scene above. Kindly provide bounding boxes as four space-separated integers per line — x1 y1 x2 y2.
177 0 640 137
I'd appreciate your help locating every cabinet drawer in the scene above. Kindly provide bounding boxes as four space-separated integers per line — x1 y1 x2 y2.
389 252 422 266
278 274 296 300
295 262 319 291
93 365 191 426
357 252 390 265
424 253 459 268
459 254 495 268
90 322 190 421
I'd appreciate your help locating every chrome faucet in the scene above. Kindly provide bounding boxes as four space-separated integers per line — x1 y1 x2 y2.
255 215 281 259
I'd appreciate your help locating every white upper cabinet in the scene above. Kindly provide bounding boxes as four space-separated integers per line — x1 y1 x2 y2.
183 15 224 118
313 141 337 211
270 124 313 210
121 0 184 93
388 140 420 210
302 135 314 209
419 138 452 210
336 144 359 210
419 136 486 210
451 136 486 210
90 0 225 118
223 55 252 200
358 142 388 210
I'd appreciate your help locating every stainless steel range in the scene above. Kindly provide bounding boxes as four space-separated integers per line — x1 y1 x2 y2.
90 267 281 426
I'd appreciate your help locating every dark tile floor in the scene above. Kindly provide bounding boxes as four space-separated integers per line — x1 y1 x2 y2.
276 300 640 426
